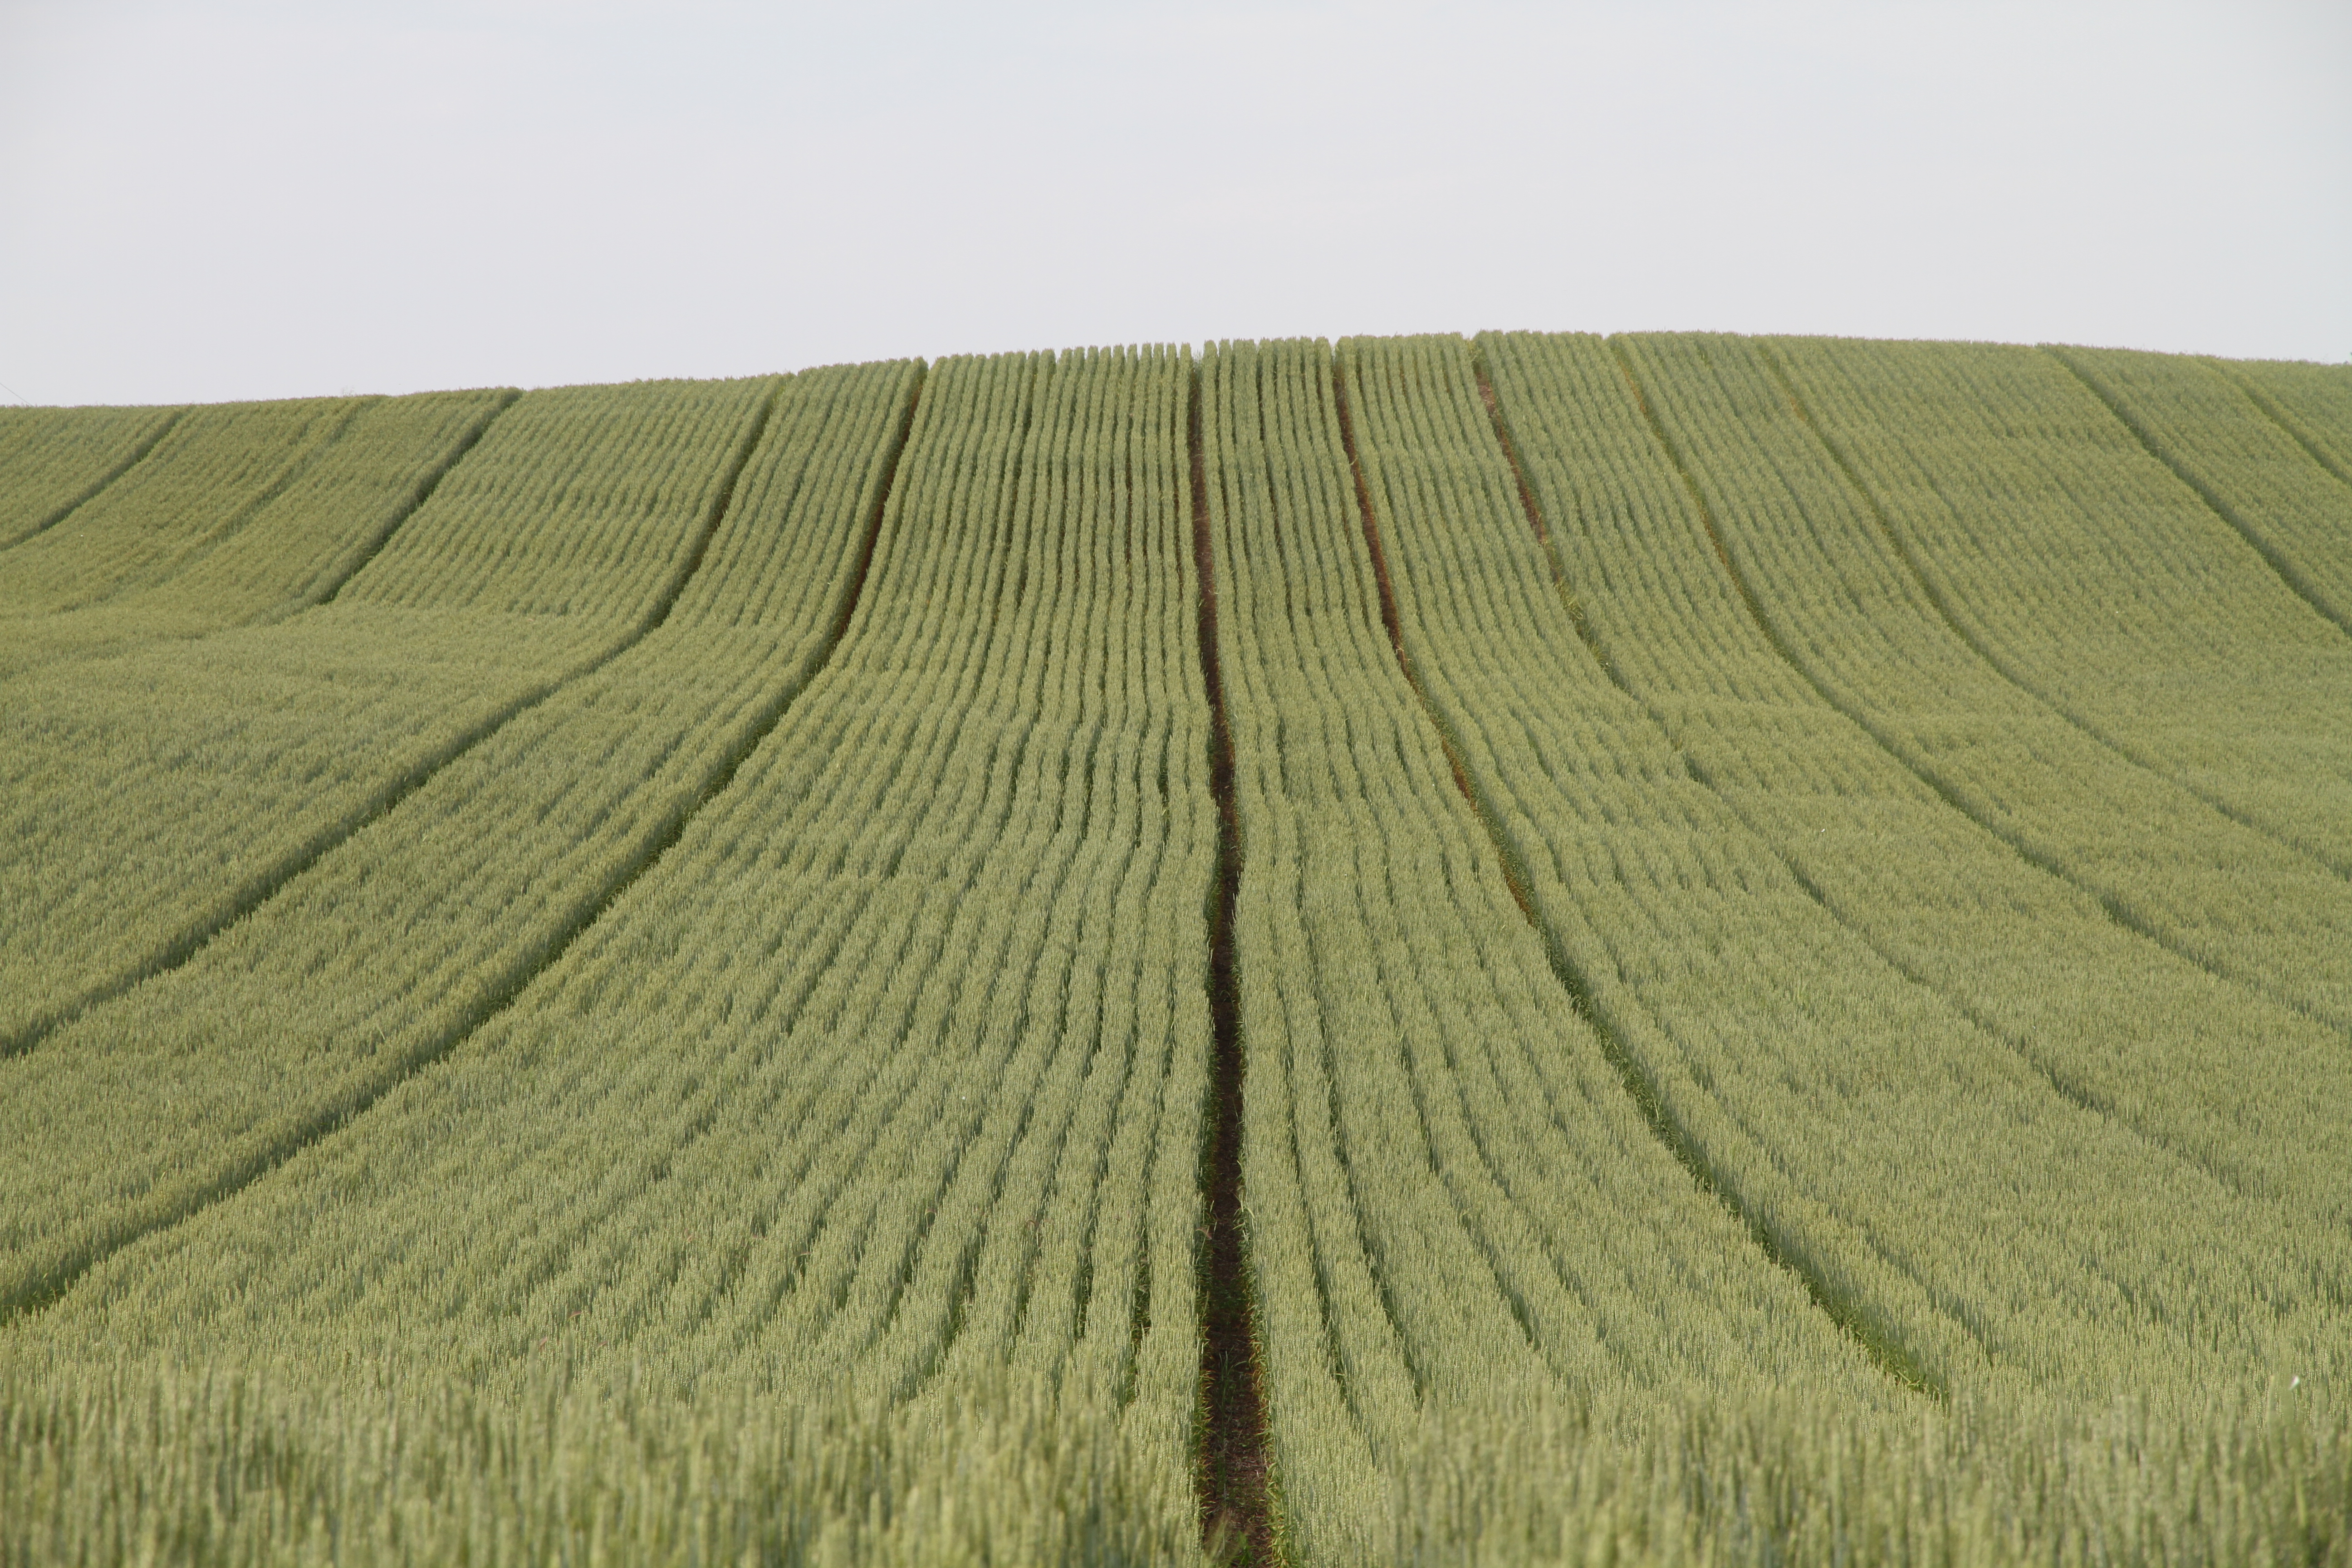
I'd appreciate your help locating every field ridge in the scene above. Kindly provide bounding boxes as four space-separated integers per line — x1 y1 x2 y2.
1609 336 2352 1032
1187 359 1275 1565
2 333 2347 1567
0 405 185 550
1335 348 1950 1401
0 384 774 1062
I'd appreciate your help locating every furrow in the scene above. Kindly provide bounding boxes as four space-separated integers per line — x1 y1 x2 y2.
0 406 186 551
2225 365 2352 491
1768 341 2348 879
1203 340 1904 1565
1467 354 2252 1210
2049 345 2352 641
1606 337 2350 1034
1188 358 1275 1566
9 349 1214 1568
0 385 779 1062
1 377 783 1046
0 370 910 1323
1343 331 2341 1445
1328 353 1943 1401
0 390 524 683
1478 326 2352 1271
304 390 524 612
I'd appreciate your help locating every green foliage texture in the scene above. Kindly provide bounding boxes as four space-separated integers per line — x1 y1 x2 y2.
1 336 2347 1565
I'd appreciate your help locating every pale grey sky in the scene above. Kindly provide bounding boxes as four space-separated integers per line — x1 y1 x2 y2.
2 0 2346 407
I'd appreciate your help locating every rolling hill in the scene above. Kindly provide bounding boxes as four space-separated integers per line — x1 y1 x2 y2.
2 333 2347 1566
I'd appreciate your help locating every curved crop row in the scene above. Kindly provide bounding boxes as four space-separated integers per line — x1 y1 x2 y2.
2230 357 2352 493
1617 332 2352 1033
0 388 514 678
0 359 915 1322
11 346 1215 1560
1 336 2344 1564
0 397 376 615
1348 330 2348 1412
0 404 184 550
1770 337 2352 872
1200 338 1891 1565
0 377 774 1051
2050 347 2352 639
1478 329 2352 1245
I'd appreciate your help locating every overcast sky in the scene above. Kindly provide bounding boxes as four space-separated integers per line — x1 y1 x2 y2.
2 0 2346 407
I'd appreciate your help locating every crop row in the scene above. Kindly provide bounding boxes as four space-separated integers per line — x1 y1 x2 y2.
0 361 912 1322
2058 348 2352 639
1480 331 2352 1242
1617 334 2352 1030
0 403 183 551
2234 357 2352 486
0 391 513 682
5 397 363 618
1774 337 2352 873
1198 338 1897 1563
0 377 772 1052
1 336 2347 1564
1200 330 2348 1555
9 346 1216 1551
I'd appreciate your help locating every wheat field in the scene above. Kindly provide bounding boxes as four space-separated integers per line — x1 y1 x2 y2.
1 334 2346 1565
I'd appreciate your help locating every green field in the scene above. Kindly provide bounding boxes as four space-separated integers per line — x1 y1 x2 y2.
1 334 2346 1565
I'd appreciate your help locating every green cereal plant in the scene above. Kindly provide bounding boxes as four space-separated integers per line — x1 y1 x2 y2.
0 388 515 678
1614 332 2352 1033
2 335 2347 1564
1476 328 2352 1252
0 360 914 1323
0 1360 1203 1568
1200 338 1894 1565
1770 337 2352 872
0 376 774 1054
7 347 1214 1558
2225 356 2352 506
2049 343 2352 637
0 397 374 615
1343 333 2349 1417
0 402 184 550
1382 1381 2347 1567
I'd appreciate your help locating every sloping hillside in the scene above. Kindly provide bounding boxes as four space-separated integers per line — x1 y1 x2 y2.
2 335 2346 1566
